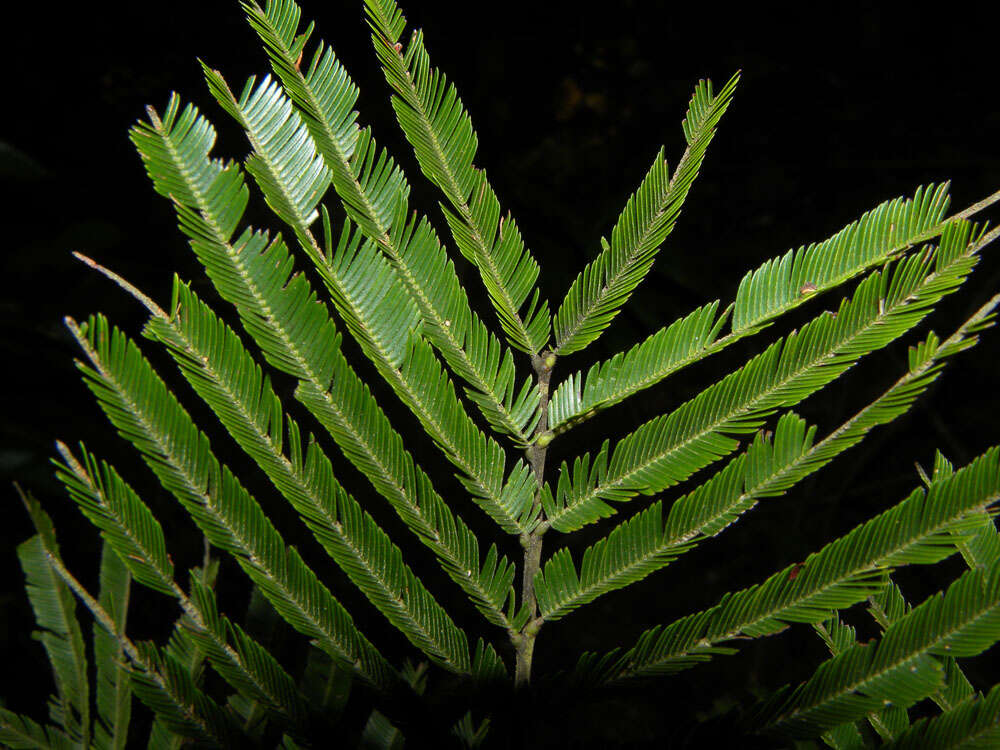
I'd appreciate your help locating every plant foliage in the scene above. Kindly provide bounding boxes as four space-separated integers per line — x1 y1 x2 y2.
6 0 1000 747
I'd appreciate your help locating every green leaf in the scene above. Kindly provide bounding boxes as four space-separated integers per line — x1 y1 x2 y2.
880 683 1000 749
866 577 976 719
148 278 476 674
92 543 132 750
593 437 1000 684
22 522 232 748
130 97 518 627
553 73 739 355
66 314 396 689
547 220 985 531
548 301 729 434
538 287 995 618
53 441 326 732
535 413 814 620
16 496 89 745
549 183 957 435
757 559 1000 739
128 641 232 748
183 575 308 727
365 0 550 354
53 443 175 597
244 0 539 443
733 183 951 332
205 66 534 533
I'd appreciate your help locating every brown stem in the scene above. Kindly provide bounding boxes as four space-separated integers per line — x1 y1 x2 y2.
514 351 556 685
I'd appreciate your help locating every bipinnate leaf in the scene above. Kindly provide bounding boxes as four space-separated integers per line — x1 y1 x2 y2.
539 293 999 620
203 66 535 533
130 97 519 628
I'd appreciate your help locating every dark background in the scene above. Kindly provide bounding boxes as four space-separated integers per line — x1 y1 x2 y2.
3 0 999 746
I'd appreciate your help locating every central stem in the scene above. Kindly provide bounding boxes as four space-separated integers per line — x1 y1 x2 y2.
514 350 555 685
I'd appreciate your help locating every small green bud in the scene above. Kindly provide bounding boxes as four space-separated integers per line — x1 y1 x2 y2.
535 431 554 448
543 353 557 369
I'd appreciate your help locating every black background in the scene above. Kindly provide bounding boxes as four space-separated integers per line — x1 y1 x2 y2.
2 1 1000 746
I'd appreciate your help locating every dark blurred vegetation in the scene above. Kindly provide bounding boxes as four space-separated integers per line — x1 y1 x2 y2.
2 1 998 745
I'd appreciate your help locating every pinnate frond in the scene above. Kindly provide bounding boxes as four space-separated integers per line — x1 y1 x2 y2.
21 501 233 748
597 439 1000 684
128 640 233 747
205 67 534 533
549 183 960 435
536 413 815 620
543 290 999 619
547 219 985 531
183 575 308 726
733 182 951 331
575 301 1000 683
130 95 342 386
756 558 1000 739
548 301 729 434
53 443 176 597
244 0 539 442
65 314 396 688
146 279 476 674
880 683 1000 749
130 98 518 628
365 0 550 354
15 495 90 746
52 443 308 726
553 74 739 355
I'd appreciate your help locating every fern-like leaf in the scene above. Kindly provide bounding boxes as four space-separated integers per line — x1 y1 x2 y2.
756 558 1000 739
52 443 176 597
364 0 550 354
204 67 535 533
128 641 233 748
548 183 959 434
92 543 132 750
22 503 233 747
537 292 999 618
130 98 518 628
16 495 90 746
733 183 951 332
553 74 739 355
53 442 308 727
183 575 309 727
66 314 396 688
575 317 1000 682
600 439 1000 683
535 414 812 620
547 220 985 531
245 0 539 443
549 301 729 434
147 278 476 674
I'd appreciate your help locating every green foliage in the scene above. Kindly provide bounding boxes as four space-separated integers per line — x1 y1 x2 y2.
7 0 1000 746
